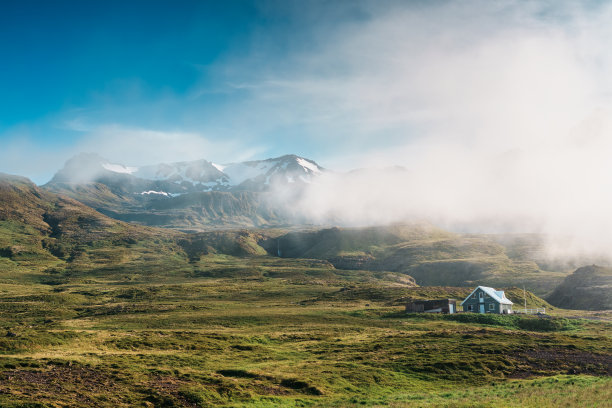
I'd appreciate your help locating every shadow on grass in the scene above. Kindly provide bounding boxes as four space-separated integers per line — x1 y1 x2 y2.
383 312 582 332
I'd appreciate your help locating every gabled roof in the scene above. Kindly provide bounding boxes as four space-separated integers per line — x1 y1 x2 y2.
460 286 513 305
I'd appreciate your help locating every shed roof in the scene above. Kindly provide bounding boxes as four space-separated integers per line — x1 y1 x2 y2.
460 286 513 305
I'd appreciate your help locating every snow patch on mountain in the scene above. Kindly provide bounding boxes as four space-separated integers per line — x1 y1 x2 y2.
102 163 138 174
134 160 227 186
139 190 184 197
222 161 274 186
49 153 325 192
140 190 170 196
297 158 321 174
212 163 225 172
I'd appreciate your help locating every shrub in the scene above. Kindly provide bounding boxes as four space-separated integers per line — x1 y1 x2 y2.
397 312 580 332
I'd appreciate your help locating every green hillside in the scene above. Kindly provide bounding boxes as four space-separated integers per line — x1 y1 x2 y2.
45 181 285 230
0 249 609 407
272 226 568 295
547 265 612 310
0 173 187 275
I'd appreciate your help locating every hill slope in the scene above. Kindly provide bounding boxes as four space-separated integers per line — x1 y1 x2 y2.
268 225 568 294
0 173 188 279
547 265 612 310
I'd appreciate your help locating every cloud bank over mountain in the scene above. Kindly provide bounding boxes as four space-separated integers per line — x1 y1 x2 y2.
251 1 612 255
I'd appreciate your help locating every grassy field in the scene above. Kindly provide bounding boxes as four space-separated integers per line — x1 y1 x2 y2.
0 254 610 407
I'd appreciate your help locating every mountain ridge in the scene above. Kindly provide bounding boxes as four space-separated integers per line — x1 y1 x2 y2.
48 153 325 194
43 153 326 230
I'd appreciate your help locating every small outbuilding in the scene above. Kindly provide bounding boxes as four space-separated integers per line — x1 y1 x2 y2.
405 299 457 314
460 286 513 314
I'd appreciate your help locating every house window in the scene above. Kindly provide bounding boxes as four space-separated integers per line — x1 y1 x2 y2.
468 305 473 311
471 293 476 299
489 303 495 311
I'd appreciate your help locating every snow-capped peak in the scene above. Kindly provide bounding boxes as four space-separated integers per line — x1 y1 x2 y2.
219 154 325 189
49 153 324 192
211 163 225 172
49 153 140 184
296 157 322 174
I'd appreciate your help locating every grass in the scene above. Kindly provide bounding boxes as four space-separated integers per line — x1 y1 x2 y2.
0 254 610 407
377 375 612 407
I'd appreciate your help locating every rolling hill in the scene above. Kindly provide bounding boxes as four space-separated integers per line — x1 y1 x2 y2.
268 225 570 295
0 172 189 281
547 265 612 310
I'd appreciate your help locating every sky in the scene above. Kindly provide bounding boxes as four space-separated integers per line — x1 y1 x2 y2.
0 0 375 182
2 0 612 251
1 0 610 180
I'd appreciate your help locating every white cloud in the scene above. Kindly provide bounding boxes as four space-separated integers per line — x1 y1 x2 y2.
249 1 612 256
0 123 266 184
72 124 265 166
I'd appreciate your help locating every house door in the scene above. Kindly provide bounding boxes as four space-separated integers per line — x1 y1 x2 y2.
479 304 485 313
449 304 454 314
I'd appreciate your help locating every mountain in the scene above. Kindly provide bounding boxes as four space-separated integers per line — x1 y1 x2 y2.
547 265 612 310
49 153 324 194
0 172 299 278
0 173 426 291
44 153 325 230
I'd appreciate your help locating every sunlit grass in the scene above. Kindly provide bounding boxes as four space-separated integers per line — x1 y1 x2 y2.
0 255 610 406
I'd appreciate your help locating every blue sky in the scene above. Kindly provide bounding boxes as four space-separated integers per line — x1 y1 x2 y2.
0 0 359 182
1 0 612 186
1 1 248 120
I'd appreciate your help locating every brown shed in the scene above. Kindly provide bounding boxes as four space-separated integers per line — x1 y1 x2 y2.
405 299 457 314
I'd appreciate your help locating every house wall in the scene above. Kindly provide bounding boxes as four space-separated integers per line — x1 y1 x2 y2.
405 299 457 314
462 288 503 314
405 303 425 313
